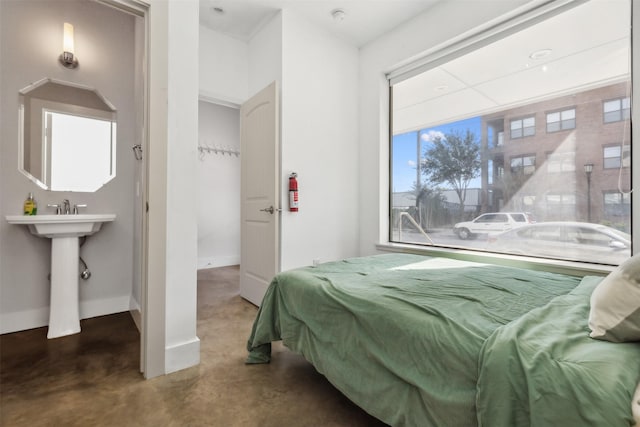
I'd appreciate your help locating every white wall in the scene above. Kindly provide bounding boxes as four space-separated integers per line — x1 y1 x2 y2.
279 9 360 270
0 0 138 334
248 13 283 98
197 101 241 269
357 0 531 255
246 10 360 271
199 26 248 104
146 0 200 377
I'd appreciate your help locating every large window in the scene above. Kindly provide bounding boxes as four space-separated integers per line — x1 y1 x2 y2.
390 0 632 266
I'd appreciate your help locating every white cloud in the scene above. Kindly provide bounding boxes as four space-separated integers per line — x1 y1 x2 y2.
407 160 416 167
420 130 445 143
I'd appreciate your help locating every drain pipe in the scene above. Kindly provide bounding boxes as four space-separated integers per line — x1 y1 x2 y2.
47 257 91 281
79 236 91 280
79 256 91 280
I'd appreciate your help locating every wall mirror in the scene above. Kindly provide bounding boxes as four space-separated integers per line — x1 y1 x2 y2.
19 78 117 192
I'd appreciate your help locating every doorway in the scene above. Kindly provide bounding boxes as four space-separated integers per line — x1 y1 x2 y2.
197 100 242 270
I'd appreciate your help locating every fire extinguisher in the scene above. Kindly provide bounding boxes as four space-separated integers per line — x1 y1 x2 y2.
289 172 299 212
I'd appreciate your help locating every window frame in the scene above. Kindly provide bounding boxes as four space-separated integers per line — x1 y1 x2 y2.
383 0 636 276
603 144 631 169
546 107 576 132
510 116 536 139
603 96 631 123
546 151 576 173
510 154 536 175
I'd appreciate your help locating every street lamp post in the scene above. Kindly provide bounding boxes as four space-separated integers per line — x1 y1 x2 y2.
584 163 594 222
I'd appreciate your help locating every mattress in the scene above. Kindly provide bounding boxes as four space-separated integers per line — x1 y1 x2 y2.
247 254 640 426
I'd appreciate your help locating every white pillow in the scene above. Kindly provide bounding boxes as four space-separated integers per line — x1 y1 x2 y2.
589 253 640 342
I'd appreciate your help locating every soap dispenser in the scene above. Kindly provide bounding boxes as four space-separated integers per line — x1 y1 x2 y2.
23 192 37 215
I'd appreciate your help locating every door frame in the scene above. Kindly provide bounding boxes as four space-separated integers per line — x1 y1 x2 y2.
98 0 151 376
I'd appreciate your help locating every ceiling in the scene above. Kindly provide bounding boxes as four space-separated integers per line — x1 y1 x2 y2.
198 0 631 135
199 0 440 47
392 0 631 133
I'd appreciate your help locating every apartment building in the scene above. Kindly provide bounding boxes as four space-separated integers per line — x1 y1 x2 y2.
481 82 631 230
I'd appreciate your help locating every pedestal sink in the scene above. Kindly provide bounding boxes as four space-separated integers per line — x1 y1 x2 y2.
5 214 116 338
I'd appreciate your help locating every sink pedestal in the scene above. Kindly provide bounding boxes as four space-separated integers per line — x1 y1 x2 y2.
5 214 116 339
49 236 81 338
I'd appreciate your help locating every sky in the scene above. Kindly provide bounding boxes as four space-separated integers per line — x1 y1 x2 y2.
391 116 482 193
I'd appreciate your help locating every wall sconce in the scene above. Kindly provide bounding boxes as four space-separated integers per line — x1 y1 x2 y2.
59 23 78 69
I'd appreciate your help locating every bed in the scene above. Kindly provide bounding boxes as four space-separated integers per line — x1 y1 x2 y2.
246 253 640 426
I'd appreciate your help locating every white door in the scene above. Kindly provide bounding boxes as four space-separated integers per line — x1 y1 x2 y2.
240 82 280 306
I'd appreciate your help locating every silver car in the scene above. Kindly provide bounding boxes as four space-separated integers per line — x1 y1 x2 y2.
486 221 631 265
453 212 534 240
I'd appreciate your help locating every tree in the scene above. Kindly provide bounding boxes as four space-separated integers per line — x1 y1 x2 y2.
421 129 480 220
411 181 447 230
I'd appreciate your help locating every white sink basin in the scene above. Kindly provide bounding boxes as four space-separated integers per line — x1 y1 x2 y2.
5 214 115 238
5 213 116 338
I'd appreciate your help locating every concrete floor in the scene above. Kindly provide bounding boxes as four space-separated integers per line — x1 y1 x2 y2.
0 266 387 426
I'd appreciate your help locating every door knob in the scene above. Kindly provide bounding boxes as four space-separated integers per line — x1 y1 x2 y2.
259 206 281 214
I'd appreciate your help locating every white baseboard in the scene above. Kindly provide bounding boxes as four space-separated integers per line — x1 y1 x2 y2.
197 255 240 270
0 307 49 334
1 296 131 335
129 296 142 332
165 337 201 374
129 309 142 332
79 296 131 319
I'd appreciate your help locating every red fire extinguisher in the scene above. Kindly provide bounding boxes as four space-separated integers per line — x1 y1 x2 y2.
289 172 299 212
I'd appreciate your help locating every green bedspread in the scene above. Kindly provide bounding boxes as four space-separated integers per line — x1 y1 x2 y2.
477 276 640 427
246 253 592 426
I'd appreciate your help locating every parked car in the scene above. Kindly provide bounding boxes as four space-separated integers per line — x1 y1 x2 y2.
453 212 534 240
486 221 631 265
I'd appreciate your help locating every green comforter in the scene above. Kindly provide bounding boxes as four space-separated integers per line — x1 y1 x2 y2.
477 276 640 427
246 254 639 426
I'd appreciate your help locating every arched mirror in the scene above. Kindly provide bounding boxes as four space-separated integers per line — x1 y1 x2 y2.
19 78 117 192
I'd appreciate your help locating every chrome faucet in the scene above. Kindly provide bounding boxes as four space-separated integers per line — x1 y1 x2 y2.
47 203 62 215
73 204 87 214
62 199 70 215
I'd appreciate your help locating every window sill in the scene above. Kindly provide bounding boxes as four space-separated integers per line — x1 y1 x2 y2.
376 242 616 277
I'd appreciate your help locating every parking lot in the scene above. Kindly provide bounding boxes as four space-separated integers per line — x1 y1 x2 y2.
391 228 491 250
391 221 631 265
